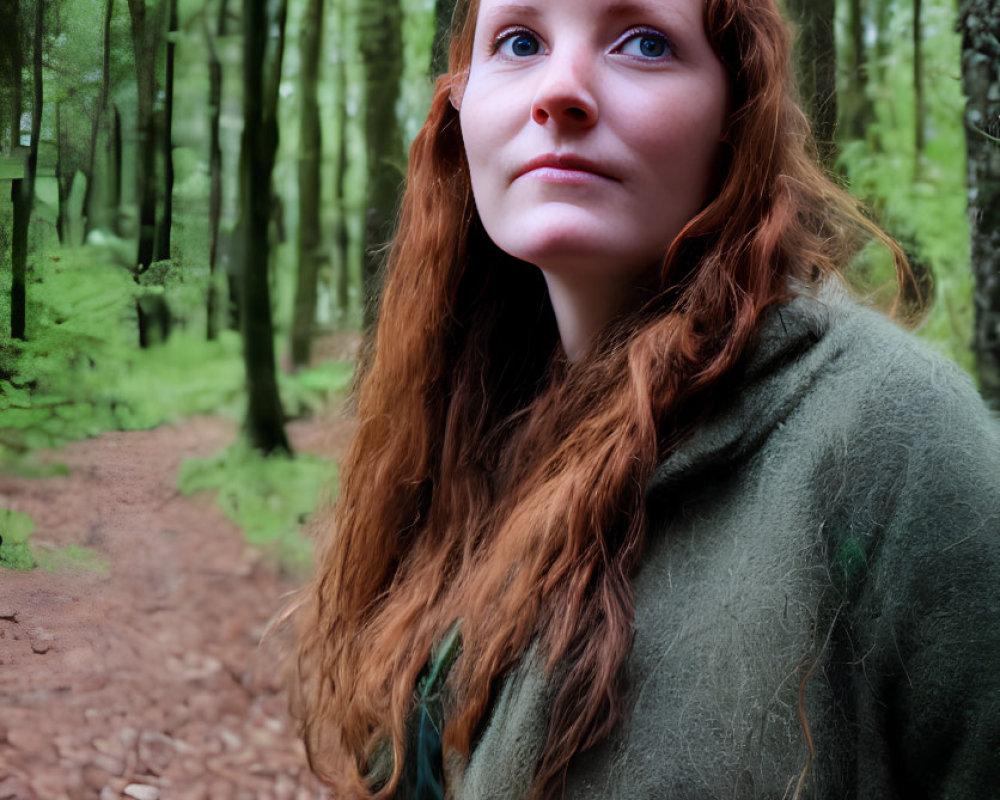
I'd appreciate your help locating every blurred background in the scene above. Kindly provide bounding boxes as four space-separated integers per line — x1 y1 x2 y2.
0 0 998 542
0 0 997 797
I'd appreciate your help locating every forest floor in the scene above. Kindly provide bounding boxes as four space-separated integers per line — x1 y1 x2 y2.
0 350 359 800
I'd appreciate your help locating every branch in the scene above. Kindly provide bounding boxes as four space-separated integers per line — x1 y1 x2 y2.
968 120 1000 145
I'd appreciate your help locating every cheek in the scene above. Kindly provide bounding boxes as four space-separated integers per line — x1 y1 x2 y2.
633 107 727 199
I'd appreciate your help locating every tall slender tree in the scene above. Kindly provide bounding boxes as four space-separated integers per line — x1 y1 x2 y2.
83 0 115 238
960 0 1000 401
4 0 25 340
10 0 43 342
913 0 926 174
330 0 352 318
359 0 404 328
154 0 178 262
844 0 874 141
0 0 16 155
430 0 458 77
126 0 164 273
126 0 169 346
786 0 838 166
205 0 229 341
290 0 325 369
239 0 291 454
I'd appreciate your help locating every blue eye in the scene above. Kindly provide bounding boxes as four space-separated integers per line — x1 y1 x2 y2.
496 29 542 57
619 31 672 59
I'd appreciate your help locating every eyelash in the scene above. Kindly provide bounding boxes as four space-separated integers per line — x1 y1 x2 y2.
490 25 676 61
616 27 674 60
491 26 541 57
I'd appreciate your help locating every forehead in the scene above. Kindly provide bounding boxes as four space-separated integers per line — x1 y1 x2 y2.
473 0 704 24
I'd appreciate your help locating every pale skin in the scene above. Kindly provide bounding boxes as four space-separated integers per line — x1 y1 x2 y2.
458 0 730 361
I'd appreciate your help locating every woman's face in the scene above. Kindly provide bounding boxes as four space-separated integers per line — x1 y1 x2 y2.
459 0 729 288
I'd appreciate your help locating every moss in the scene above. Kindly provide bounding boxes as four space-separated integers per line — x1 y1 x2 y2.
0 508 37 570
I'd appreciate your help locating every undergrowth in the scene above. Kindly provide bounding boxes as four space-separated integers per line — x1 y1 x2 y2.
1 241 353 573
0 244 354 456
177 442 337 577
0 507 107 573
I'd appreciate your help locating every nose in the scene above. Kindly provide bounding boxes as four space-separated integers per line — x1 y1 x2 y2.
530 47 598 129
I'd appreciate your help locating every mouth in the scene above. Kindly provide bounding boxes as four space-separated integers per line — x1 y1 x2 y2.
516 153 617 182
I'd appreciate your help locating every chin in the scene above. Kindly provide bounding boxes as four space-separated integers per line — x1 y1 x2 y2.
495 222 620 270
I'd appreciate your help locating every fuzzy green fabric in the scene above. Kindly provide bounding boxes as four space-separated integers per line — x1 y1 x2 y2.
446 282 1000 799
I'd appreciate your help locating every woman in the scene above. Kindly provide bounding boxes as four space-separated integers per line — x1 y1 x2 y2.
292 0 1000 797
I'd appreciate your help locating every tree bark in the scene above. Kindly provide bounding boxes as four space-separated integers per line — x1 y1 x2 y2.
0 0 17 153
127 0 168 347
913 0 926 174
126 0 161 273
83 0 114 238
844 0 874 141
290 0 324 369
11 0 43 342
154 0 178 262
239 0 291 454
960 0 1000 401
109 103 123 231
56 99 70 243
359 0 404 328
786 0 838 166
331 0 350 317
205 0 229 340
430 0 458 77
334 94 350 316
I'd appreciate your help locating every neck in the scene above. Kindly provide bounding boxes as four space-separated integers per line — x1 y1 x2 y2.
541 269 653 363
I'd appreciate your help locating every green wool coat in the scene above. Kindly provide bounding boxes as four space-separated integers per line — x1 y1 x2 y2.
445 282 1000 799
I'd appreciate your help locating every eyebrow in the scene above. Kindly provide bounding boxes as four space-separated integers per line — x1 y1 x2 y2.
602 0 694 25
479 2 541 18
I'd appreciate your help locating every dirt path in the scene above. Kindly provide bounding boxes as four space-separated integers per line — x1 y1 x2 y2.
0 412 354 800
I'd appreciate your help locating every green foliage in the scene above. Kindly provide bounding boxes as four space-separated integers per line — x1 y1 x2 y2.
278 359 354 418
836 0 973 373
177 442 336 575
0 509 38 570
0 246 239 452
0 243 353 457
0 508 105 572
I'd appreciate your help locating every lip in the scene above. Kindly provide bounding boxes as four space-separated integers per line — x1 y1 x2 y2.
515 153 617 182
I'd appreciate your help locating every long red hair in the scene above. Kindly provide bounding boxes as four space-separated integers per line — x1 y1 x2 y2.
291 0 909 797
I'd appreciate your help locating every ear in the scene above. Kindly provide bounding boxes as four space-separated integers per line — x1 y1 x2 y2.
449 69 469 112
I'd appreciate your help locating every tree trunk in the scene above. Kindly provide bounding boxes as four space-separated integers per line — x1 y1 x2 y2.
239 0 291 454
290 0 324 369
8 0 24 342
109 103 123 232
55 100 71 244
0 0 17 153
127 0 168 347
335 96 350 316
359 0 405 328
786 0 838 166
205 0 229 341
127 0 160 272
913 0 926 174
960 0 1000 401
83 0 114 238
11 0 42 342
331 0 350 316
430 0 458 77
154 0 178 262
844 0 874 141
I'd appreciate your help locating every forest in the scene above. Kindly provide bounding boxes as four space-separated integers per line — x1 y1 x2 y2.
0 1 997 796
0 0 999 572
